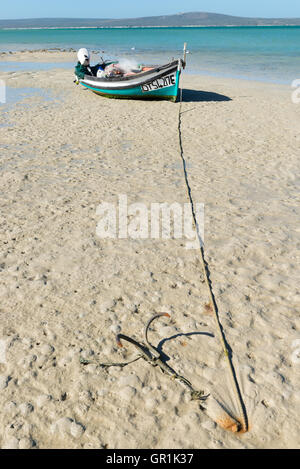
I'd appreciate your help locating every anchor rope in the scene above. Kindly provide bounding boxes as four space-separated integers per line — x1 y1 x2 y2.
177 85 248 432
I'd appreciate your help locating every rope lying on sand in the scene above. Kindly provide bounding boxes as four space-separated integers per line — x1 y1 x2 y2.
177 87 248 433
80 81 248 434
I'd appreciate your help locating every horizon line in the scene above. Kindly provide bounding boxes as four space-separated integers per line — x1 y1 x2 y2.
1 12 300 21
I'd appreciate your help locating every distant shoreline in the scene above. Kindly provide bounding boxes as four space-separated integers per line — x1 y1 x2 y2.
1 24 300 30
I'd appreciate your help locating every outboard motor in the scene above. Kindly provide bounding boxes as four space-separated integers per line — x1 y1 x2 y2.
77 48 90 66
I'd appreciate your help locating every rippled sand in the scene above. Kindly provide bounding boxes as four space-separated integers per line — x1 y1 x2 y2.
0 52 299 449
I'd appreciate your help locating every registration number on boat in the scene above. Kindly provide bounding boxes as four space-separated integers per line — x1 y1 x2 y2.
141 73 176 92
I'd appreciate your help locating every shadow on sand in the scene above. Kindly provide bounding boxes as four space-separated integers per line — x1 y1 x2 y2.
181 88 232 103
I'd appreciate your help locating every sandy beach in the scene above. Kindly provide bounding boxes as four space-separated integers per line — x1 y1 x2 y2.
0 51 299 449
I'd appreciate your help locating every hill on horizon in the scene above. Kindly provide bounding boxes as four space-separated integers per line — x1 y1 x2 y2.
1 12 300 28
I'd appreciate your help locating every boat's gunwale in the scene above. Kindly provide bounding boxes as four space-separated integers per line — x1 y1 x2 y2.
82 59 180 85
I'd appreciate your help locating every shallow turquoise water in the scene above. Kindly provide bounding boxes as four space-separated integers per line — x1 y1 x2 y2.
1 26 300 83
0 86 55 132
0 61 73 72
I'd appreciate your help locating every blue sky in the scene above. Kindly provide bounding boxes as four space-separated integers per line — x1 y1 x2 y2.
1 0 300 20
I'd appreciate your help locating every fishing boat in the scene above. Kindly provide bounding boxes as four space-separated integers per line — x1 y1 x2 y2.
77 45 187 102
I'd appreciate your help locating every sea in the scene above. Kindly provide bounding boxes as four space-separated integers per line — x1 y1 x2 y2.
0 26 300 84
